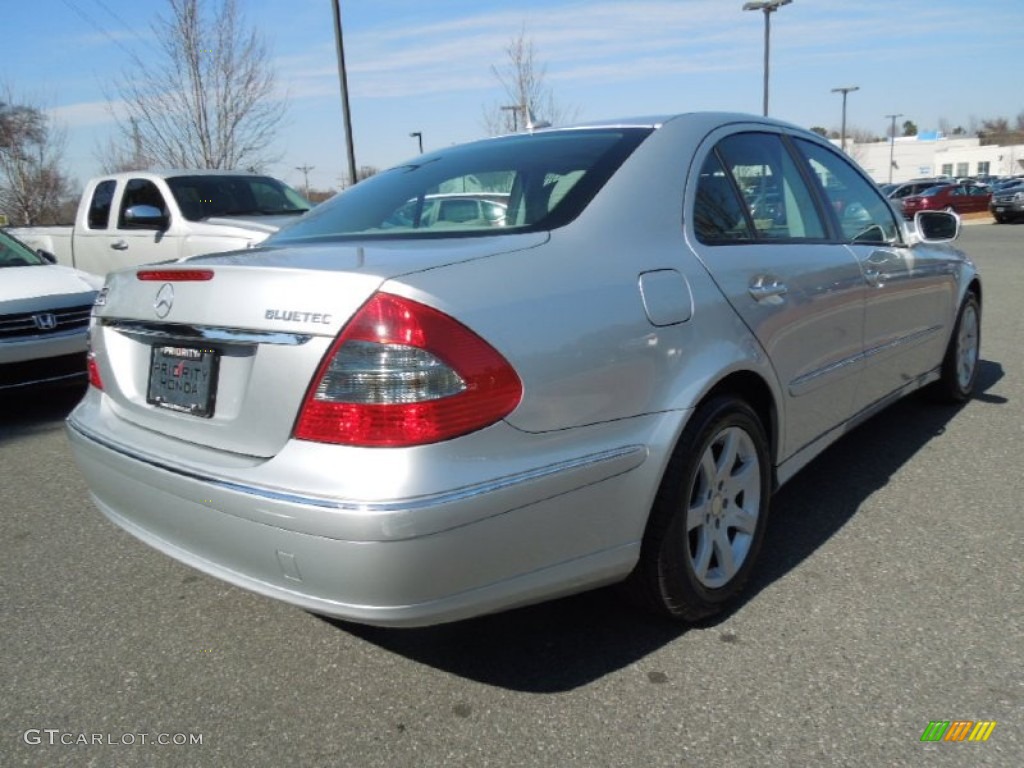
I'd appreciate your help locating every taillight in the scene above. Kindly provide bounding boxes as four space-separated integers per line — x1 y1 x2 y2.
294 293 522 447
87 352 104 390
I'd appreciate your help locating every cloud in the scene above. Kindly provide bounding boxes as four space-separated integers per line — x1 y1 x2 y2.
49 100 125 128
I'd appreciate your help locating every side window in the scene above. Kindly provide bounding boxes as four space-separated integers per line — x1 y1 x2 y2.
795 139 900 244
715 133 826 241
118 179 169 228
87 180 117 230
693 152 752 243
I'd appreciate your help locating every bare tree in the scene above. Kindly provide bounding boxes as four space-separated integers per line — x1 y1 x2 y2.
0 89 74 225
482 28 577 135
110 0 284 170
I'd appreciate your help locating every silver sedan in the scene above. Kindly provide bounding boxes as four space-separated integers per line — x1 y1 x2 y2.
67 113 981 627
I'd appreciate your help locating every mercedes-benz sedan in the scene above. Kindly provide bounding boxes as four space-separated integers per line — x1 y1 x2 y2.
67 113 981 627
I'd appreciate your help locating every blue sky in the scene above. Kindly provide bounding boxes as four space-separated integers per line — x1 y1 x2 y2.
6 0 1022 193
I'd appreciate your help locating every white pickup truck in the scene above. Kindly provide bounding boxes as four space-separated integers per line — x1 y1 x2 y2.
12 170 311 275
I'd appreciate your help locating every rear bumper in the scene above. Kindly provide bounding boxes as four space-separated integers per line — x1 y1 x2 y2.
67 398 680 626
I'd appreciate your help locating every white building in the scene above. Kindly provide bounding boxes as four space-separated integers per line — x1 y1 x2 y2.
842 134 1024 184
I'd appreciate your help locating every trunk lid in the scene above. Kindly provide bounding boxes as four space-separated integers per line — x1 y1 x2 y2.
91 234 546 457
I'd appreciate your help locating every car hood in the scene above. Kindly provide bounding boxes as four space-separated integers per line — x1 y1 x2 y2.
0 264 102 306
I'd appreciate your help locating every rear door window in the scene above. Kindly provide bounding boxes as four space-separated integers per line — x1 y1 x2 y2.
709 132 827 242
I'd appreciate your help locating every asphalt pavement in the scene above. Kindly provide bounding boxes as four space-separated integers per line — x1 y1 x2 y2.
1 223 1021 767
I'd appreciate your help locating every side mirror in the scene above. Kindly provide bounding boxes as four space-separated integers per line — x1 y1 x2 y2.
915 210 960 243
123 204 168 230
37 249 58 264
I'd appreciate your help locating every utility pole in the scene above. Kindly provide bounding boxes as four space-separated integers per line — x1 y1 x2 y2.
295 165 314 198
130 117 144 168
330 0 358 186
885 113 903 184
743 0 792 117
500 105 520 132
831 86 859 152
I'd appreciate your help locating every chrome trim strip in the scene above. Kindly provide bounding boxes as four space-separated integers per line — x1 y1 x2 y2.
789 325 942 395
67 417 645 514
104 319 312 346
860 325 942 362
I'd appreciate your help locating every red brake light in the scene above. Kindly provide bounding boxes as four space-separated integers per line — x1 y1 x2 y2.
294 293 522 447
137 269 214 281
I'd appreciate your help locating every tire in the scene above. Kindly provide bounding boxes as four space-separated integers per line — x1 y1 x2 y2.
933 291 981 403
628 396 771 622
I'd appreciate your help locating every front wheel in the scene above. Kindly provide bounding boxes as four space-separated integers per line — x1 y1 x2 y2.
628 397 771 622
934 291 981 402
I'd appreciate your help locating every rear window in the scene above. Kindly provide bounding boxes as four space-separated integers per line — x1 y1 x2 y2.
267 128 652 244
166 175 310 221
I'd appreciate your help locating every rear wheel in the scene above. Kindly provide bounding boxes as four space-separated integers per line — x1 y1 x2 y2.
628 397 771 622
934 291 980 402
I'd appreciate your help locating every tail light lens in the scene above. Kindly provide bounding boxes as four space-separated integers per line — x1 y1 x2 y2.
294 293 522 447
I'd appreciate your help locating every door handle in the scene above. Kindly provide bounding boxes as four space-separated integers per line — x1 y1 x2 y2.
864 250 892 287
748 277 788 304
111 240 129 251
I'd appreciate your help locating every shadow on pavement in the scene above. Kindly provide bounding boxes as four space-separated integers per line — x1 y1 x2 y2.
328 360 1006 692
0 384 86 442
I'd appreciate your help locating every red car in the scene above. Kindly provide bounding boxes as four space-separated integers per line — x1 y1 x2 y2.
901 183 991 219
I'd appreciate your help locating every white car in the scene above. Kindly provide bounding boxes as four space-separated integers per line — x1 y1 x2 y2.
0 230 102 392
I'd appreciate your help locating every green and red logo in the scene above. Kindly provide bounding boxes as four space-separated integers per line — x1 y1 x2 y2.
920 720 996 742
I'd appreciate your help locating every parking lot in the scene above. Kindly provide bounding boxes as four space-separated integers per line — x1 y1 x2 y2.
2 223 1021 768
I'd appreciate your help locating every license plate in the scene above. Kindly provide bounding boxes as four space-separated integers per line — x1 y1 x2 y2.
147 345 219 417
995 207 1005 212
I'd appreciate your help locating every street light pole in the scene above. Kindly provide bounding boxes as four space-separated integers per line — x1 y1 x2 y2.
330 0 358 186
743 0 792 117
885 113 903 184
409 131 423 154
831 86 859 152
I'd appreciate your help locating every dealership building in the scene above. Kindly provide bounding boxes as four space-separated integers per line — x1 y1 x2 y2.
842 134 1024 184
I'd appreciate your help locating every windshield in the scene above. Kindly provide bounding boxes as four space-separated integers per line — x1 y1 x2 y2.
267 128 652 245
0 229 47 268
166 175 311 221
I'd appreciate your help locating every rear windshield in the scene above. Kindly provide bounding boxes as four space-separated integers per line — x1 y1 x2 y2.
166 175 310 221
267 128 652 244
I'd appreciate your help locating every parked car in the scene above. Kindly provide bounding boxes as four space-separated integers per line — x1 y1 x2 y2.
990 181 1024 223
67 113 981 628
0 229 101 393
883 179 946 213
383 193 509 229
901 183 992 218
10 170 311 276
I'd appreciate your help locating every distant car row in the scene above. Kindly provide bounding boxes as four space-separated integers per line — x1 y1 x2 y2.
879 175 1024 222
